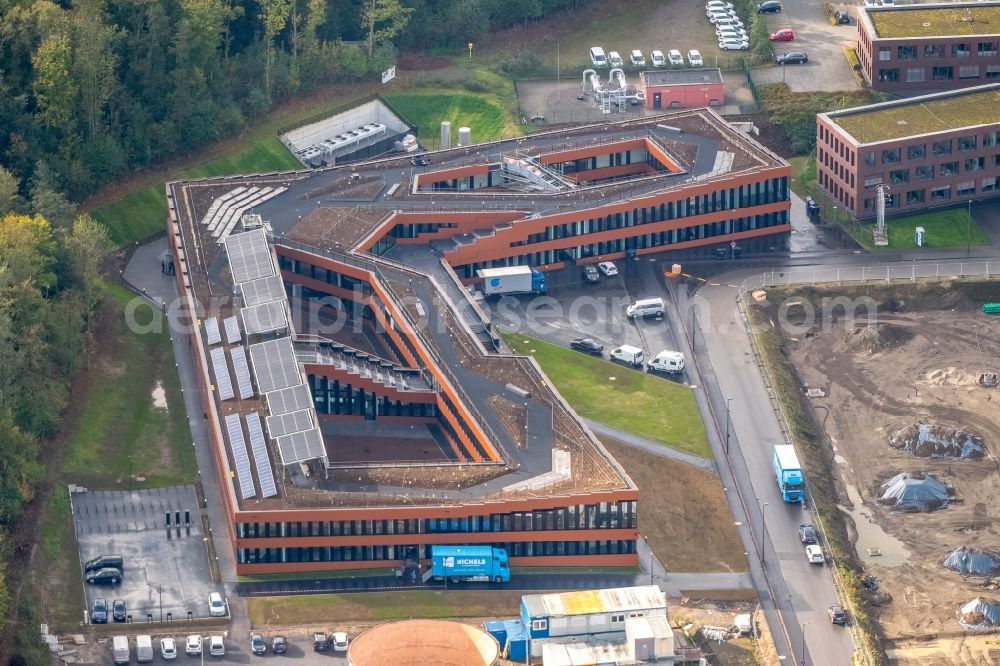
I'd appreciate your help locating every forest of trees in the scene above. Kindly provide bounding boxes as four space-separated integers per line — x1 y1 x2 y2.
0 0 590 209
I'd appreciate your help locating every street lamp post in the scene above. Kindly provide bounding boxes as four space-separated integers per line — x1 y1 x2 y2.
801 621 808 666
725 397 733 455
128 455 133 493
759 502 769 565
967 199 973 255
643 535 653 585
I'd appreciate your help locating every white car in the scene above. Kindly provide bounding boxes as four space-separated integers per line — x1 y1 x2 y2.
806 544 826 564
597 261 618 277
667 49 684 67
719 37 750 50
185 635 202 656
629 49 646 67
706 1 735 10
209 636 225 657
688 49 704 67
717 27 749 40
208 592 226 617
708 8 738 21
332 632 349 652
608 50 624 68
650 49 666 67
160 637 177 660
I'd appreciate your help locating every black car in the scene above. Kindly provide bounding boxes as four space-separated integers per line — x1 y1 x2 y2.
757 0 782 12
829 604 847 625
271 636 287 654
798 523 818 544
777 51 808 65
581 265 600 283
112 599 126 622
86 567 122 585
313 632 330 652
84 554 123 574
410 156 430 167
250 633 267 656
806 196 820 218
91 598 108 624
570 338 604 355
834 9 851 24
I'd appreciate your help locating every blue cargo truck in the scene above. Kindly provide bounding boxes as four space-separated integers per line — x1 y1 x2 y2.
428 545 510 584
772 445 804 503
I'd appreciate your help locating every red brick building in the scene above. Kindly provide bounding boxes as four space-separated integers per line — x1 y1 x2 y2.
857 2 1000 92
639 69 725 110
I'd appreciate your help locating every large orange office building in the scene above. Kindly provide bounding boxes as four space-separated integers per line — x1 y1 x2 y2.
166 109 790 575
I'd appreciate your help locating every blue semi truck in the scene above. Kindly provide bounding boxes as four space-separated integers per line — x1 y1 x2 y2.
427 545 510 584
772 444 804 503
477 266 547 296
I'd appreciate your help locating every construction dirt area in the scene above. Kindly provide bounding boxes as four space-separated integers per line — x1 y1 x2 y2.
774 282 1000 664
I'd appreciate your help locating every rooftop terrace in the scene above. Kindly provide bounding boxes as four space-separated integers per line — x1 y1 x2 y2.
827 85 1000 144
867 3 1000 39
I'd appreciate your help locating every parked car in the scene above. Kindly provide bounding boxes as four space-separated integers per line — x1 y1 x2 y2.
332 632 349 653
829 604 847 625
185 635 203 656
112 599 126 622
687 50 704 67
250 633 267 656
758 0 782 12
806 544 826 564
834 9 851 24
410 156 429 166
208 592 226 617
91 598 108 624
650 49 666 67
570 338 604 355
313 632 330 652
84 554 124 574
806 197 820 219
777 51 809 64
209 636 225 657
770 28 795 41
798 523 818 544
608 50 624 68
86 567 122 585
597 261 618 276
581 265 600 283
718 27 749 40
160 637 177 660
629 49 646 67
719 37 750 50
708 9 739 22
271 636 287 654
706 0 735 10
667 49 685 67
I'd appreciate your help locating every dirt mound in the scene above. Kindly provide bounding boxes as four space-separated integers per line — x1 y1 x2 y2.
925 367 978 387
889 423 987 459
931 291 977 311
943 547 1000 577
845 323 913 353
877 471 951 512
958 597 1000 631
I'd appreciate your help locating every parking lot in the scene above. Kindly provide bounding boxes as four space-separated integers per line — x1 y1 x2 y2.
88 632 356 663
73 485 223 626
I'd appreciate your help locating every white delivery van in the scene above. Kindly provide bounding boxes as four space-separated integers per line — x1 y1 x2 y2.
648 350 685 374
112 635 130 665
590 47 608 67
611 345 644 367
625 297 665 319
135 635 154 663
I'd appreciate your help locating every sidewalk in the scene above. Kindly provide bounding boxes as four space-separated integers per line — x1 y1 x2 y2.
584 419 717 474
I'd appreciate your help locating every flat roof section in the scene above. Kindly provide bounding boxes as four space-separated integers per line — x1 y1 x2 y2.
827 84 1000 144
642 68 724 86
867 2 1000 39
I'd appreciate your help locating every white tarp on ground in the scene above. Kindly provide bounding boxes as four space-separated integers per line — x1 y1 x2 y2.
889 422 986 459
958 597 1000 632
943 547 1000 577
877 472 950 512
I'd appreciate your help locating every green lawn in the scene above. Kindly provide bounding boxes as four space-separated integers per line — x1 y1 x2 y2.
787 154 817 200
500 333 711 458
383 90 518 151
847 208 991 251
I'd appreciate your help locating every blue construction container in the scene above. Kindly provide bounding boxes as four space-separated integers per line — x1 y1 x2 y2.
484 619 527 661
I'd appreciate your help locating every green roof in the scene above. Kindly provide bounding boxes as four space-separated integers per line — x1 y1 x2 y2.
830 87 1000 143
870 5 1000 39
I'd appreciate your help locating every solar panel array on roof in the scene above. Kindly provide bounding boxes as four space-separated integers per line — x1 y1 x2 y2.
248 337 301 394
240 275 286 307
241 301 288 335
265 384 313 415
223 316 241 344
230 347 254 400
204 317 222 346
275 427 325 466
224 414 257 500
209 348 234 400
223 228 275 284
245 412 277 498
266 408 314 438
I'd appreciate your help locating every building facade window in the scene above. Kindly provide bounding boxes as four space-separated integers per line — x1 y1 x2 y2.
879 47 892 61
982 177 999 192
890 169 909 184
932 140 952 156
932 66 953 80
930 185 951 200
957 181 976 196
941 161 959 176
906 68 926 83
952 43 971 58
958 136 978 151
924 44 944 59
965 157 985 172
979 42 997 56
864 151 876 167
906 190 925 205
916 166 935 180
984 131 1000 147
988 65 1000 79
897 45 917 60
959 65 980 79
878 68 899 82
864 175 883 188
882 148 901 164
907 144 926 160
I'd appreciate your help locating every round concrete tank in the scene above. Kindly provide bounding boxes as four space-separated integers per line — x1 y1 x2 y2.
458 127 472 147
440 121 452 150
348 619 499 666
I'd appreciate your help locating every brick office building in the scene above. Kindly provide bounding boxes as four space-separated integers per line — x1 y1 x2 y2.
857 2 1000 93
816 83 1000 219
